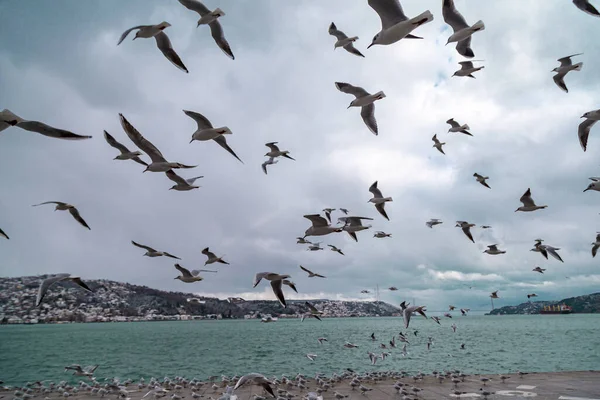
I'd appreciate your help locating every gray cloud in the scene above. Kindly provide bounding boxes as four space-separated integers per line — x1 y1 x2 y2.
1 0 600 312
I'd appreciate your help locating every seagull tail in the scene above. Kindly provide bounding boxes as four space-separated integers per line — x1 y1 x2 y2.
572 62 583 71
212 8 226 17
470 20 485 33
218 127 233 135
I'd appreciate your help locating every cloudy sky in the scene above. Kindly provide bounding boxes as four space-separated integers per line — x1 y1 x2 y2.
1 0 600 311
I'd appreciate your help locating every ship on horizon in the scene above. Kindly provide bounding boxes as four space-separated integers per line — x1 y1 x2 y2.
540 304 572 314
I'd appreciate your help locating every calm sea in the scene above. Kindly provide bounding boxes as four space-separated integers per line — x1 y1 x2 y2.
1 314 599 386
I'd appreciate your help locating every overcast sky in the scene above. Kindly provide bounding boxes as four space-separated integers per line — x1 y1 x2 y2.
1 0 600 311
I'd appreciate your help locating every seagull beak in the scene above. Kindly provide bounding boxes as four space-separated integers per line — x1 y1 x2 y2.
189 138 194 144
584 188 589 192
367 42 374 49
347 104 352 109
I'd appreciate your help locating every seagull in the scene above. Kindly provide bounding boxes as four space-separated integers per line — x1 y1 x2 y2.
283 279 298 293
368 181 393 220
165 170 203 191
389 336 396 348
174 264 205 283
0 109 91 140
552 53 583 93
473 173 491 189
573 0 600 17
262 157 279 175
344 342 359 348
307 242 324 251
592 233 600 257
305 301 324 317
426 219 443 228
432 134 446 154
389 286 398 291
300 266 326 279
370 332 376 341
455 221 475 243
340 208 349 215
431 316 441 325
584 177 600 192
578 112 600 152
265 142 295 160
516 188 547 212
373 231 391 238
253 273 292 308
64 365 98 378
453 60 485 78
449 305 456 310
447 118 472 136
367 0 433 48
532 244 564 263
361 290 371 294
527 293 537 299
117 21 171 45
36 273 92 307
317 338 328 344
202 247 229 265
400 301 427 329
303 214 343 237
306 354 317 361
532 266 546 273
183 110 243 163
490 291 499 299
484 244 506 255
442 0 481 57
119 114 197 172
154 31 189 73
233 374 275 398
131 241 181 259
103 131 148 166
328 22 364 57
0 227 8 240
178 0 234 60
32 202 91 230
322 208 336 223
338 216 373 242
481 225 492 229
451 323 457 332
328 245 344 255
297 237 312 245
461 308 469 316
335 82 385 135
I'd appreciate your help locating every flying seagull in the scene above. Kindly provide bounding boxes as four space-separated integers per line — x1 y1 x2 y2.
202 247 229 265
573 0 600 17
265 142 295 160
307 242 324 251
443 0 485 46
103 131 148 166
300 265 326 278
400 301 427 329
484 244 506 255
592 233 600 257
368 181 393 220
516 188 547 212
455 221 475 243
119 114 197 172
338 216 373 242
165 170 203 191
32 201 91 230
367 0 433 48
303 214 343 237
447 118 472 136
0 227 8 240
373 231 392 238
253 273 292 308
183 110 243 163
578 110 600 152
64 365 99 378
174 264 206 283
1 109 91 140
328 244 344 255
432 134 446 154
442 0 479 57
532 266 546 274
178 0 234 59
426 219 443 228
37 273 92 307
323 208 336 223
473 173 491 189
262 157 278 175
453 60 485 78
490 291 499 299
328 22 364 57
552 53 583 93
527 293 538 299
117 21 171 45
131 241 181 259
335 82 385 135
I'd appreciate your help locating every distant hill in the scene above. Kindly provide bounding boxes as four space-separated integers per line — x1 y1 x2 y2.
487 292 600 315
0 275 399 324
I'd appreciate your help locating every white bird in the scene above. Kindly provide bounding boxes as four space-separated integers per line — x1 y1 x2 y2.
117 21 171 45
261 157 279 175
303 214 343 237
338 216 373 242
335 82 385 135
455 221 475 243
443 0 484 46
442 0 479 57
533 266 546 273
233 374 275 398
368 181 393 220
154 31 189 73
447 118 472 136
174 264 205 283
178 0 234 59
426 219 443 229
367 0 433 48
165 170 203 191
323 208 336 223
297 237 312 245
253 273 292 308
37 274 92 307
318 337 328 344
527 293 538 299
328 22 364 57
64 365 98 378
432 134 446 154
473 173 491 189
32 201 91 230
307 242 324 251
453 60 485 78
373 231 391 238
592 233 600 257
532 243 564 263
400 301 427 329
552 53 583 93
265 142 295 160
202 247 229 265
578 110 600 152
306 354 317 361
0 109 91 140
516 188 547 212
344 342 359 348
103 131 148 166
119 114 197 172
573 0 600 17
328 245 344 255
183 110 243 163
131 241 181 259
484 244 506 255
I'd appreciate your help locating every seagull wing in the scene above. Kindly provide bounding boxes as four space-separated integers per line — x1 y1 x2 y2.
573 0 600 16
519 188 536 207
270 279 287 308
209 21 235 60
488 244 498 251
442 0 473 57
303 214 329 227
335 82 370 98
0 227 8 239
459 61 474 70
71 277 93 292
119 114 167 163
67 207 90 230
154 31 189 73
32 201 67 207
375 203 389 220
328 22 348 40
36 273 70 306
343 43 365 58
103 130 132 154
253 272 269 288
165 170 189 186
402 308 412 329
557 53 583 67
174 263 193 278
131 241 157 253
545 246 564 262
213 134 243 163
462 226 474 243
368 0 408 30
552 70 569 93
16 120 92 140
578 119 597 152
305 301 319 314
177 0 211 15
300 265 313 275
265 142 280 152
369 181 384 198
183 110 214 130
361 103 378 135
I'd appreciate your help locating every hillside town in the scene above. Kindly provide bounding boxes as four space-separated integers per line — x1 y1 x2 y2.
0 275 399 324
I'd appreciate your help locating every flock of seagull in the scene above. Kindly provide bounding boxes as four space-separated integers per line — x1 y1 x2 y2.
2 0 600 394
